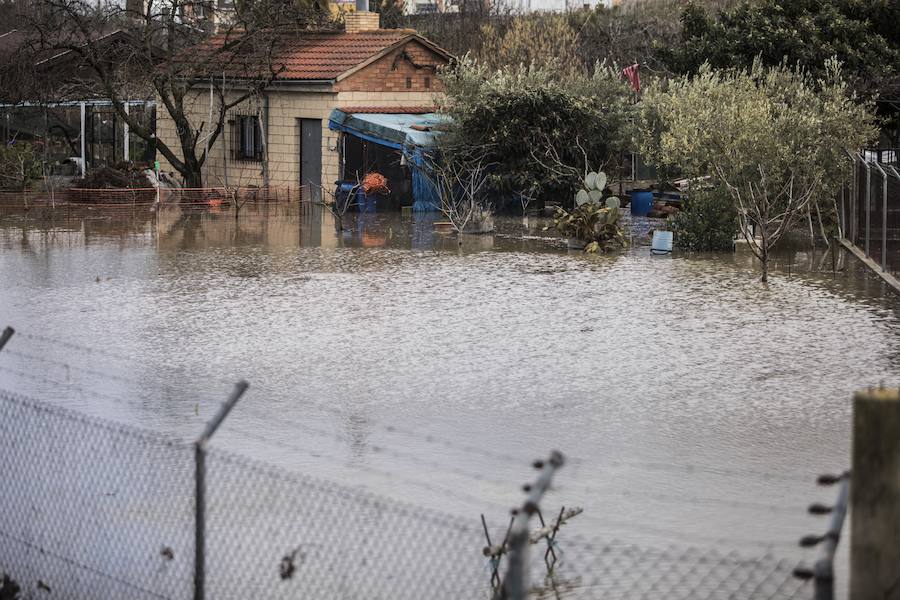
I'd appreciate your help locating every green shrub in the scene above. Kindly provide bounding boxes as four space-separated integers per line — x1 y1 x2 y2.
671 187 737 251
438 57 636 205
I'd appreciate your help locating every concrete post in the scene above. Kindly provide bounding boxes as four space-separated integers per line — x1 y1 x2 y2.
850 387 900 600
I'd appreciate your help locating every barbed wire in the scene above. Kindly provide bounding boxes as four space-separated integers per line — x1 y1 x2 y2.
2 348 155 390
0 365 797 548
235 403 516 489
561 481 801 516
559 511 799 552
222 422 515 514
5 328 804 502
0 354 798 526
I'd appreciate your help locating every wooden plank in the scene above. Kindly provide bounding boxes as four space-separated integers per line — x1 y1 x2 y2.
839 237 900 295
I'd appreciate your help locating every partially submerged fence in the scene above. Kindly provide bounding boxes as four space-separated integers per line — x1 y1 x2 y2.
0 329 810 600
0 186 302 209
839 152 900 277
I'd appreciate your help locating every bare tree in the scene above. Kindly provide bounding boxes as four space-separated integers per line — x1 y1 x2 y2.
20 0 331 187
421 150 493 236
311 176 362 232
719 165 818 284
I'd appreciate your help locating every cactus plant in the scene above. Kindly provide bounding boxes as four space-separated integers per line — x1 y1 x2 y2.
548 170 626 253
575 169 617 208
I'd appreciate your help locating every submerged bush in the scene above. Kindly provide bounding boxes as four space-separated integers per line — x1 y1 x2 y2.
438 57 636 206
671 187 737 251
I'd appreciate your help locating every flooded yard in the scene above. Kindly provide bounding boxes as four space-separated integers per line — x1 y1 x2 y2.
1 201 899 574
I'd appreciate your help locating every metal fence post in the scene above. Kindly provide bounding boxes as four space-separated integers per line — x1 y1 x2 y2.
194 381 249 600
872 162 888 271
839 180 846 240
862 155 872 257
846 150 859 243
0 327 14 352
498 450 565 600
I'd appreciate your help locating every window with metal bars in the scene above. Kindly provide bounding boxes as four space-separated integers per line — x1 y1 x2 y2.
231 114 264 162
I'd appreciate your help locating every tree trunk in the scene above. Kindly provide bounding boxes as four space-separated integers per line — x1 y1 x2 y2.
181 165 203 188
760 246 769 283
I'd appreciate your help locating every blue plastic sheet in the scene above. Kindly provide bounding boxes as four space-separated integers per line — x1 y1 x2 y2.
328 109 447 211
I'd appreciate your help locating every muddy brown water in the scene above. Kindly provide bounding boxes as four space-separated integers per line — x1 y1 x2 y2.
1 202 899 585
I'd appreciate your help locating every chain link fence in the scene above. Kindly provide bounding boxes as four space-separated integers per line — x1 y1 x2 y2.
531 539 806 599
0 389 194 600
0 383 811 600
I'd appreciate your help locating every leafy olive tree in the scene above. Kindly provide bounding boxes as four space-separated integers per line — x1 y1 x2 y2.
438 57 636 207
640 60 875 282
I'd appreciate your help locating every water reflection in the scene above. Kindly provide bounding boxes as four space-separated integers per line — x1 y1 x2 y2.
1 202 900 576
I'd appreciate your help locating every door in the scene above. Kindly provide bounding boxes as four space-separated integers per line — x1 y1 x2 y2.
299 118 322 202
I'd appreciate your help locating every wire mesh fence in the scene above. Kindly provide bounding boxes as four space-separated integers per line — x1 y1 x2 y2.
0 186 302 209
0 381 812 600
528 539 806 600
845 154 900 275
0 388 194 600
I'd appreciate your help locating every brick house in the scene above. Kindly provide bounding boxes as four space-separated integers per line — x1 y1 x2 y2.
155 13 452 205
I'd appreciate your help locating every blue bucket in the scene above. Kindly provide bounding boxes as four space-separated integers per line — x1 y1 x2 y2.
630 190 653 216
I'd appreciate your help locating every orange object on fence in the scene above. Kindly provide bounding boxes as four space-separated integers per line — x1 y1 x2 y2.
362 172 390 195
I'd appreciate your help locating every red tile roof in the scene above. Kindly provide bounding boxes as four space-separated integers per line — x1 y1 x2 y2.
196 29 448 81
337 106 437 114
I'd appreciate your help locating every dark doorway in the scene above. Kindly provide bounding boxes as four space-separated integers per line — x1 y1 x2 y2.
299 118 322 202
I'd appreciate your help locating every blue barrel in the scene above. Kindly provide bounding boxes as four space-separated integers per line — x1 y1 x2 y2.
357 189 377 213
630 190 653 216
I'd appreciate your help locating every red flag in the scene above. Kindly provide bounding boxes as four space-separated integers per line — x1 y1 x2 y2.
622 63 641 93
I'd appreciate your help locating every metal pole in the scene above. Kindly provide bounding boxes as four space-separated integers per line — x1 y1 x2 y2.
0 327 14 352
858 153 872 256
80 101 86 177
853 156 859 242
499 450 565 600
840 181 845 240
844 150 857 242
872 162 888 271
194 380 249 600
123 102 130 162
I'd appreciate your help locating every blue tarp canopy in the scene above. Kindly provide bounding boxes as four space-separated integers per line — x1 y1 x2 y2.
328 109 449 211
327 109 448 151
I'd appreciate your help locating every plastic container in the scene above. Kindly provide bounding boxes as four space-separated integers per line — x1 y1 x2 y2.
357 189 377 213
630 190 653 216
651 230 674 255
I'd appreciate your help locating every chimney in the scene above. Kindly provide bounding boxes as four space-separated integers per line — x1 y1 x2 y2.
346 3 380 33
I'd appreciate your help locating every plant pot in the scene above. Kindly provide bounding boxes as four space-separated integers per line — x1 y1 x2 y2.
567 237 589 250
